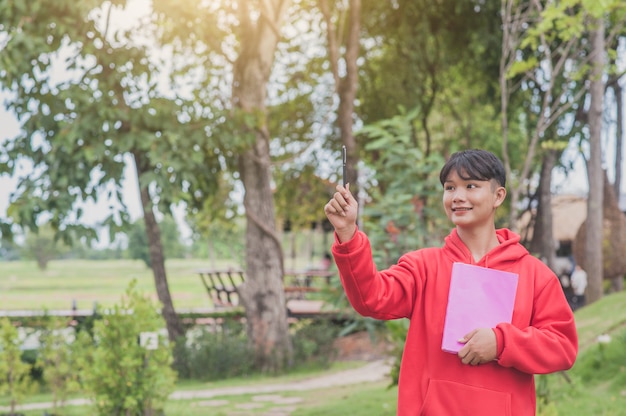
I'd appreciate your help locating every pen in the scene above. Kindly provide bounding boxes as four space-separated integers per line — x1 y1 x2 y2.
342 145 347 187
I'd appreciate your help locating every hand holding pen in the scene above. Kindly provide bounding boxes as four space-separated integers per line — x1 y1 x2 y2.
324 145 358 243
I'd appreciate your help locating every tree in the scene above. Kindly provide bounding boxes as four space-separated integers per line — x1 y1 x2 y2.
0 0 223 342
528 146 559 263
126 216 185 268
359 0 503 146
606 22 626 201
585 14 605 303
152 0 300 371
20 224 70 270
573 172 626 292
319 0 361 189
500 0 591 239
232 0 295 372
359 110 449 268
499 1 626 285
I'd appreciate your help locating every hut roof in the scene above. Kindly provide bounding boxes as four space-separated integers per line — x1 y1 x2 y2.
551 194 587 241
517 194 587 242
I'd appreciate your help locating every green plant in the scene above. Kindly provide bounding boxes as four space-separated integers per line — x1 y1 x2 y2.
76 280 177 416
571 332 626 388
359 109 449 270
36 317 82 412
176 320 256 381
385 319 409 386
291 319 341 368
0 318 35 414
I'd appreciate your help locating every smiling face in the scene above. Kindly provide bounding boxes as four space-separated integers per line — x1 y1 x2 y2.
442 170 506 229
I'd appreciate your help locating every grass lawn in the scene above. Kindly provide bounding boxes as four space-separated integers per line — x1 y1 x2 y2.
0 258 234 310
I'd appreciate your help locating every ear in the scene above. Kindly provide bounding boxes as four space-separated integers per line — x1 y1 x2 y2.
493 186 507 208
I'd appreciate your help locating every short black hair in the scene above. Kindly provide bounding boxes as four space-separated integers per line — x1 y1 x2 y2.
439 149 506 188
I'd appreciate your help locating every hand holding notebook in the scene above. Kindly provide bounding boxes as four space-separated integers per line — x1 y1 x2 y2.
442 262 519 353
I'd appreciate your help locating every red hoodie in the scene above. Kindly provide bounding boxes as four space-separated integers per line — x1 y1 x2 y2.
332 228 577 416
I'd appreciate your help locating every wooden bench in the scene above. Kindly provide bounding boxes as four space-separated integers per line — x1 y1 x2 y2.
197 268 243 307
196 268 332 313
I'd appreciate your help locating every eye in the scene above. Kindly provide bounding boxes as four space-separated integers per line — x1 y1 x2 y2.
444 185 454 191
467 183 477 189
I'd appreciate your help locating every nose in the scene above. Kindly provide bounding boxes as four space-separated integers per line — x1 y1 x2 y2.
452 188 466 202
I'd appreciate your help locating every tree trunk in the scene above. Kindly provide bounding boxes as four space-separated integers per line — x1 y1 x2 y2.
613 81 623 198
585 16 605 304
530 150 557 270
319 0 361 221
338 0 361 191
133 153 184 342
233 0 293 372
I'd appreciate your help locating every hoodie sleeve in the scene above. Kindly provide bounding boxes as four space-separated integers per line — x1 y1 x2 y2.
494 264 578 374
332 230 418 320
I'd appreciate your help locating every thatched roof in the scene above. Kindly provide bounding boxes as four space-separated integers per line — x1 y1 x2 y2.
551 194 587 241
519 192 626 243
517 194 587 242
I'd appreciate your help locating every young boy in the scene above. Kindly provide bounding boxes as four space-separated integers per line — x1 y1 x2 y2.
324 149 577 416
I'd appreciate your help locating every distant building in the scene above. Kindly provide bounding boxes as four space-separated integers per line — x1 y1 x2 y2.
518 192 626 245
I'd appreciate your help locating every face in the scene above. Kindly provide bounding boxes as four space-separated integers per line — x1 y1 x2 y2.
442 170 506 229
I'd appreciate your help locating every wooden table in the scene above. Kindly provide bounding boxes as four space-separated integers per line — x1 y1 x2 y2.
283 269 335 288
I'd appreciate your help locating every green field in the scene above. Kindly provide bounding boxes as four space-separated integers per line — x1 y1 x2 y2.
0 258 230 311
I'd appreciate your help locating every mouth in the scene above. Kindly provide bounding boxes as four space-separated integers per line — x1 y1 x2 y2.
452 207 472 212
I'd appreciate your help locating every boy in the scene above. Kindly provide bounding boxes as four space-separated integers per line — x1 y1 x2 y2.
324 149 577 415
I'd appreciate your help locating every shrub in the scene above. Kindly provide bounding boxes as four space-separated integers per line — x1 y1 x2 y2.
76 280 177 416
291 319 340 368
20 349 43 384
0 318 35 414
385 319 408 386
36 317 82 412
175 320 256 381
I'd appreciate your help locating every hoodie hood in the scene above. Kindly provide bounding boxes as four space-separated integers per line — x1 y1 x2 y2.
443 228 528 268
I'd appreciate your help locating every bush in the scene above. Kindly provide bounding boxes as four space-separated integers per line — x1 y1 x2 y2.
37 318 82 412
20 349 43 384
174 318 345 381
174 319 256 381
75 280 177 416
385 319 409 387
291 319 340 368
0 318 35 414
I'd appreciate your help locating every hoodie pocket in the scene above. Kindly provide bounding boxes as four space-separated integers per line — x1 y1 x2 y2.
420 379 512 416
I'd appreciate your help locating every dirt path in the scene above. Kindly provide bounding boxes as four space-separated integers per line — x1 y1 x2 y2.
171 358 391 400
1 359 392 413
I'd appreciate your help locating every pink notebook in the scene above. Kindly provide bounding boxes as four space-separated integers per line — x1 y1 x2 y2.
441 262 519 353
